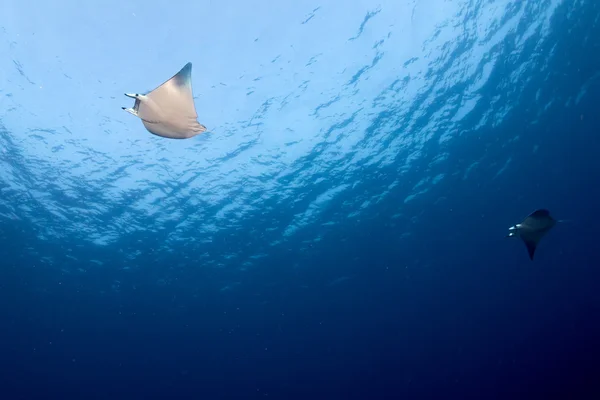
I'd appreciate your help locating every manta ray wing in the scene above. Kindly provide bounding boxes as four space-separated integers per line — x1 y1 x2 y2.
517 209 557 261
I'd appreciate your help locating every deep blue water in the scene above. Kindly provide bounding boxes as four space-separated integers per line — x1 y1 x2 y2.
1 0 600 399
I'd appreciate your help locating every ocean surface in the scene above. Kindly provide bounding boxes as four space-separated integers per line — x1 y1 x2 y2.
1 0 599 398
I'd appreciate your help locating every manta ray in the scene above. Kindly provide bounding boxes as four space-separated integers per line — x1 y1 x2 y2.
122 62 207 139
506 209 557 260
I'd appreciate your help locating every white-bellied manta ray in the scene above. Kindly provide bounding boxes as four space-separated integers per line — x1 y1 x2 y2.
506 209 557 260
122 62 207 139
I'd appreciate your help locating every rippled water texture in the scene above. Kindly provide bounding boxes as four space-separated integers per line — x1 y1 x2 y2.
0 0 575 275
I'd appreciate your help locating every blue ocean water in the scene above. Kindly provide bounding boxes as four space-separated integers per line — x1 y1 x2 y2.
1 0 599 398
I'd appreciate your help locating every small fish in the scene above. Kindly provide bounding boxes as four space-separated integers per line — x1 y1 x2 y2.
122 62 207 139
506 209 557 260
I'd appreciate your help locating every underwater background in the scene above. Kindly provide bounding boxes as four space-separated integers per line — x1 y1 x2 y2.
1 0 600 398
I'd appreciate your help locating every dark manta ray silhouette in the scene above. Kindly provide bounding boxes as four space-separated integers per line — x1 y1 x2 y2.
506 209 557 261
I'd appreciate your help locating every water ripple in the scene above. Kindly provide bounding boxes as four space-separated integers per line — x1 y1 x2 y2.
0 0 577 278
